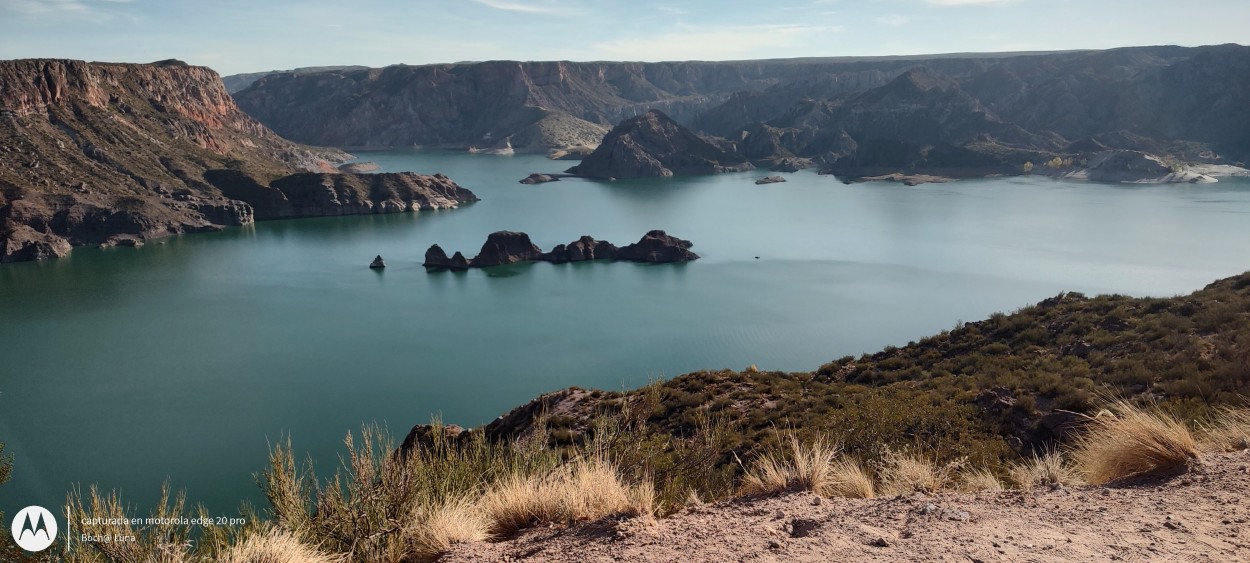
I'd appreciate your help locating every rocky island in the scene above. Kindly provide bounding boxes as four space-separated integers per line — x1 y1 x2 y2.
0 59 478 263
423 230 699 270
565 110 753 179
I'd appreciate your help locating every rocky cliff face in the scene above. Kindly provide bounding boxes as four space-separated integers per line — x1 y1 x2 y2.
568 110 752 179
0 59 477 263
232 45 1250 173
231 59 923 151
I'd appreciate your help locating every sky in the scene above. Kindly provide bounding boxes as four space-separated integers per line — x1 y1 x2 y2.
1 0 1248 76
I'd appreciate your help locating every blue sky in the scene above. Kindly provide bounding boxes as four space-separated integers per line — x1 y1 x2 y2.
1 0 1248 76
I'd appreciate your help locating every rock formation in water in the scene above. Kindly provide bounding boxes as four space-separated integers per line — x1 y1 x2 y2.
423 230 698 270
612 230 700 263
519 173 559 184
567 110 753 179
370 255 386 268
469 231 546 267
0 59 478 263
755 176 786 185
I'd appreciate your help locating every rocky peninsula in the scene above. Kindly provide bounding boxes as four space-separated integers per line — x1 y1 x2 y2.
423 230 699 270
0 59 478 263
566 110 752 179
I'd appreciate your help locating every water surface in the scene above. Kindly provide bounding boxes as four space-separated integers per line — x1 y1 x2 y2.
2 151 1249 513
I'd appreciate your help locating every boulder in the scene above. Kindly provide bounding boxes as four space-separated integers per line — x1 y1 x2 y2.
1 226 72 263
470 231 544 267
448 251 471 270
369 254 386 269
423 244 452 268
615 230 700 263
542 236 619 263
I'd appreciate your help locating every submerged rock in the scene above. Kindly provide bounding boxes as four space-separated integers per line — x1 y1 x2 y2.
370 254 386 269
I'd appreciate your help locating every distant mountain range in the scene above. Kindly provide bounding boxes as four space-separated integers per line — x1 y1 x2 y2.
228 45 1250 173
221 65 369 93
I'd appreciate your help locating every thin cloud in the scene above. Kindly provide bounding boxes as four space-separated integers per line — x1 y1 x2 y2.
586 24 844 62
1 0 89 16
468 0 554 14
876 14 910 26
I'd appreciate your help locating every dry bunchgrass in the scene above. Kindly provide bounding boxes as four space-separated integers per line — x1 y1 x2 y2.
476 459 655 537
878 451 959 495
1073 400 1200 485
740 434 875 499
217 530 343 563
1009 450 1078 490
404 498 490 561
959 468 1005 492
1202 407 1250 452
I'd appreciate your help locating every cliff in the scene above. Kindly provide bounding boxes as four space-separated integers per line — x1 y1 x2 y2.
231 46 1250 173
230 58 975 151
567 110 752 179
0 59 477 262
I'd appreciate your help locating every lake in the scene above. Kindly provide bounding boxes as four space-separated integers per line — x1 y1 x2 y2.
2 151 1249 515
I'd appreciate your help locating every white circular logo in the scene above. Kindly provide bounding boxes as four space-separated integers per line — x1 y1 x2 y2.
10 505 57 552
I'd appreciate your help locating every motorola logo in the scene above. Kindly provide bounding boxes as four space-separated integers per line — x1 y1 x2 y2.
10 505 57 552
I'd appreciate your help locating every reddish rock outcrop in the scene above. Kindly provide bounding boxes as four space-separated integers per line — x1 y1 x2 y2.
0 59 477 263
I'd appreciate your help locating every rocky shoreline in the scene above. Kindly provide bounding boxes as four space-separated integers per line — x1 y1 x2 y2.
423 230 699 270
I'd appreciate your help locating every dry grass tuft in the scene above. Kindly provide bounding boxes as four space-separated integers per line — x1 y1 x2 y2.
827 457 876 499
1202 407 1250 452
405 498 490 562
218 530 343 563
878 451 959 495
1009 450 1078 490
476 459 655 537
1073 400 1200 485
959 468 1005 492
740 434 874 499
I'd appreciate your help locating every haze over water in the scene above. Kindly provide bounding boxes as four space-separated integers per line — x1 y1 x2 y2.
2 151 1249 514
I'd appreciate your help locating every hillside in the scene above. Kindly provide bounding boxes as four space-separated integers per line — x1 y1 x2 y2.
0 59 478 263
456 270 1250 477
231 45 1250 175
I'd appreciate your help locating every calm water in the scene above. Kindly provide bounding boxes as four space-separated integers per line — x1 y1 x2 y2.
2 151 1250 515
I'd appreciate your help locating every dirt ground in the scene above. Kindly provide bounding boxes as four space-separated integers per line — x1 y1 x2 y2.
444 450 1250 562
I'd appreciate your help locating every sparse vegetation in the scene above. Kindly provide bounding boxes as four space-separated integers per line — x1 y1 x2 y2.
1009 450 1077 489
878 450 960 495
1203 406 1250 452
959 468 1005 492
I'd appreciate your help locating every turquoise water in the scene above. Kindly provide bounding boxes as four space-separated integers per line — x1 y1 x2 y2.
2 151 1250 515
